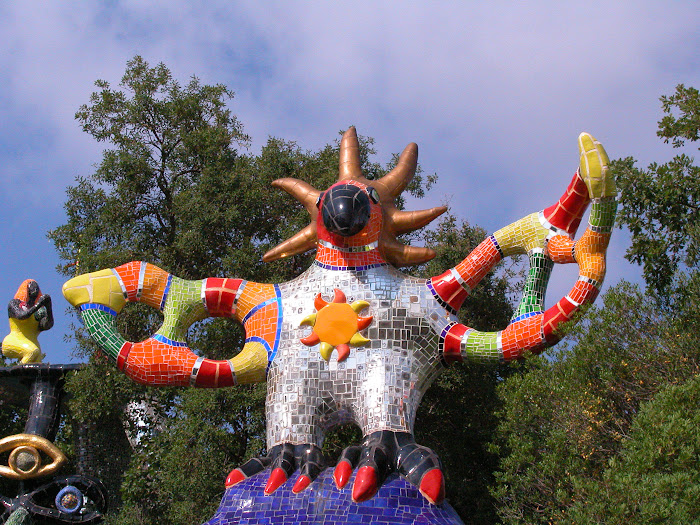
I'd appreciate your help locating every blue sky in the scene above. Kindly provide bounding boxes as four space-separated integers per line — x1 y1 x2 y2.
0 2 698 363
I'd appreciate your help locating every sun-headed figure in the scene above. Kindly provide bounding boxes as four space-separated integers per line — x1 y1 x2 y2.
63 126 617 507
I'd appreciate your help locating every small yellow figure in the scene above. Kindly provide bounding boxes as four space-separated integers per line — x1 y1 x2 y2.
2 280 53 364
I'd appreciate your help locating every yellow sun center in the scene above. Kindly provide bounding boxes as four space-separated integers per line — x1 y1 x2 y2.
299 288 373 362
313 303 361 346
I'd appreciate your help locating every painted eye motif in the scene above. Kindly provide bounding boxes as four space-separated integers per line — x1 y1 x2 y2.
367 186 380 204
315 192 325 208
0 433 67 480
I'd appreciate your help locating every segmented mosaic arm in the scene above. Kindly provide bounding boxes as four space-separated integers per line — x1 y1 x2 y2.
429 133 616 362
62 263 271 387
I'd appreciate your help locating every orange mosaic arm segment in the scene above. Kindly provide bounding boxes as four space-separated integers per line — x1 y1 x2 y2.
233 282 283 365
542 199 616 341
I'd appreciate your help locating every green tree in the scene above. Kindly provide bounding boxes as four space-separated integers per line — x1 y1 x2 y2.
491 282 700 524
567 374 700 524
616 84 700 295
53 56 517 524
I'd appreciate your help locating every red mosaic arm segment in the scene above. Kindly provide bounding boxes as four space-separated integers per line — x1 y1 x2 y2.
542 170 590 236
203 278 245 317
428 236 502 312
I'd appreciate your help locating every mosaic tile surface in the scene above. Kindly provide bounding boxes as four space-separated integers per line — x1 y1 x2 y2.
202 468 464 525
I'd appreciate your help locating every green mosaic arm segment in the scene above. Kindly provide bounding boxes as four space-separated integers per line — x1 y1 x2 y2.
79 307 126 361
156 277 208 342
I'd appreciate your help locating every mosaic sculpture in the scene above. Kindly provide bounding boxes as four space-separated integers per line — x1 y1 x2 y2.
62 128 616 508
0 282 108 523
2 280 54 364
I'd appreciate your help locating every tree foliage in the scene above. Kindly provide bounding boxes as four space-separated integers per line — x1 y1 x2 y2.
616 84 700 295
567 374 700 524
491 282 700 523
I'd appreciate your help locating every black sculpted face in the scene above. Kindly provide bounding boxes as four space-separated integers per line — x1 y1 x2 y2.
26 280 41 305
321 184 371 237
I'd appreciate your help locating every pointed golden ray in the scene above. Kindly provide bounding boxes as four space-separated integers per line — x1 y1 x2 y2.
268 127 442 268
272 178 321 215
319 342 334 361
373 143 417 198
392 206 448 235
339 127 363 181
263 224 317 262
349 332 371 347
300 313 317 327
381 236 437 267
350 300 370 314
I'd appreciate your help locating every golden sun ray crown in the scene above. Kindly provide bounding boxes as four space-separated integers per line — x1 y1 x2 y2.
262 127 448 267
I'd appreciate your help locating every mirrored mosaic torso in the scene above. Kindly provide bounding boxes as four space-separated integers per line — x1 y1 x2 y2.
267 262 452 447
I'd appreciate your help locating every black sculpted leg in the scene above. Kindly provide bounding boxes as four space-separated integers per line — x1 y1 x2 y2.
333 430 445 504
225 443 326 495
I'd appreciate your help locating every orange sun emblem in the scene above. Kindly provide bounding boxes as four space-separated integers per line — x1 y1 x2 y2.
300 289 373 362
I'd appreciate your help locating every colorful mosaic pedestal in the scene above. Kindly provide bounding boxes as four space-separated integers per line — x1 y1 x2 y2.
203 468 464 525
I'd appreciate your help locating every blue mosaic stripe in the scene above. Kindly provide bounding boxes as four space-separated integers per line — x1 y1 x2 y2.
313 261 388 272
80 303 117 317
245 336 273 357
159 274 173 311
425 280 458 316
439 322 456 339
242 296 278 324
437 321 456 358
490 235 504 258
240 286 283 371
511 311 543 323
152 333 188 347
269 284 282 367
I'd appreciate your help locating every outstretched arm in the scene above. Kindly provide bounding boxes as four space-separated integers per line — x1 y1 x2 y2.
429 133 616 362
63 261 268 387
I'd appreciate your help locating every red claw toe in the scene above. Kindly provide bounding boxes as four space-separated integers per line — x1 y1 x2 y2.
419 468 445 505
351 465 378 502
334 460 353 489
264 467 288 495
292 474 311 494
225 468 245 488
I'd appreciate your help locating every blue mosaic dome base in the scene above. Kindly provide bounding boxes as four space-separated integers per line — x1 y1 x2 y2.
202 468 465 524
